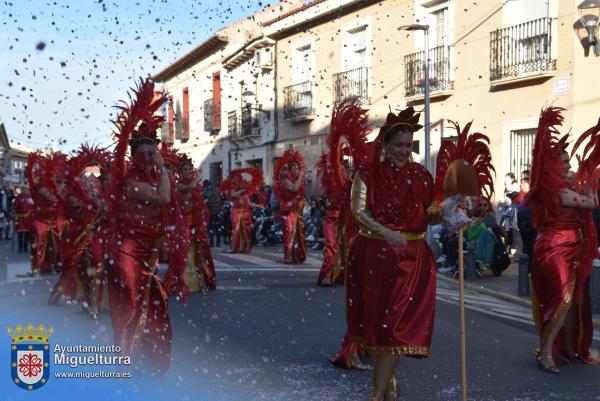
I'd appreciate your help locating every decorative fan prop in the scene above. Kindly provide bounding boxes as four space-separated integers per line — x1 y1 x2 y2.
433 120 495 401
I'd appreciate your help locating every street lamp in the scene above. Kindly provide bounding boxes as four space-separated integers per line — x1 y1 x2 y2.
398 24 431 171
576 0 600 56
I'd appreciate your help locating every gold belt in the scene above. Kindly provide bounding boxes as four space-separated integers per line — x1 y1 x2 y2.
359 229 425 241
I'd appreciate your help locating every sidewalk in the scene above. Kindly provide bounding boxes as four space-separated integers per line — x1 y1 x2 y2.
436 256 600 328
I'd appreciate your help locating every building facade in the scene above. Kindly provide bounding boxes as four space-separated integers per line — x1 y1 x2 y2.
154 0 600 201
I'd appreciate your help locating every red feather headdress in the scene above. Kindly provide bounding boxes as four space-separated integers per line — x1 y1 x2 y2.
433 120 495 204
525 107 570 228
220 167 263 197
327 99 372 187
159 141 180 169
571 116 600 195
65 144 111 182
109 77 167 205
177 153 194 170
273 150 305 201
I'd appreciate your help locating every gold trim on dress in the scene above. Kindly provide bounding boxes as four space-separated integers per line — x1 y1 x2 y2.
349 335 431 357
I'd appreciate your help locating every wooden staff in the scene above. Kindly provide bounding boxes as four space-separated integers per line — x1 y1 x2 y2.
457 225 467 401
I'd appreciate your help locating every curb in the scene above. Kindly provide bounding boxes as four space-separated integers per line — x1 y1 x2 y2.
436 274 600 329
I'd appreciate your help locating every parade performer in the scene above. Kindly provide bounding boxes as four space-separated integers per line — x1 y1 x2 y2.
273 150 307 264
13 186 33 253
176 152 217 291
220 167 262 254
26 152 67 275
107 78 188 372
526 107 600 373
49 145 109 309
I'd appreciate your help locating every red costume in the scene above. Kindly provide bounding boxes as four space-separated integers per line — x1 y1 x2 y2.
220 168 262 254
13 193 33 233
274 151 307 264
527 107 599 365
107 78 188 372
49 146 109 308
176 153 216 291
27 152 66 274
346 107 439 358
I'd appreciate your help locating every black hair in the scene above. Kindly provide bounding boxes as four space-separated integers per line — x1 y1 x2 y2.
383 124 414 144
130 138 157 156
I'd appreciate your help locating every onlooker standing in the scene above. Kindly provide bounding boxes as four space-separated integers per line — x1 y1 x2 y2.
13 187 33 252
203 180 224 247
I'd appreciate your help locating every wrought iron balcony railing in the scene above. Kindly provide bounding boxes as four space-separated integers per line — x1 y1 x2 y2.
490 17 556 82
404 45 453 97
204 98 221 133
228 111 241 139
333 66 368 105
241 105 260 137
283 81 314 120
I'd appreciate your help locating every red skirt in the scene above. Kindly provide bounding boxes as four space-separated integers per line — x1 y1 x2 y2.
347 235 436 357
531 229 597 365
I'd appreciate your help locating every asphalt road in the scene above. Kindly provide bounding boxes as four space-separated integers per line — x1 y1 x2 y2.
1 242 599 401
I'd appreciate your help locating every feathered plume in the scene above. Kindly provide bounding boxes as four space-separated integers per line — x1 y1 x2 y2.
327 99 372 186
525 106 570 228
159 141 180 169
571 116 600 196
110 77 167 200
433 120 495 203
220 167 263 198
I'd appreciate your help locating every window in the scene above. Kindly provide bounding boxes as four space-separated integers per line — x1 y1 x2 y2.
182 87 190 139
432 8 448 47
167 96 174 143
509 128 535 182
292 44 313 84
344 26 367 70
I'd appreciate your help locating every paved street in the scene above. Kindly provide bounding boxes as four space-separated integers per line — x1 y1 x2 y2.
1 240 599 401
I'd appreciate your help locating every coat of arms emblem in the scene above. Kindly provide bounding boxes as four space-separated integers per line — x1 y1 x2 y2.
7 323 53 390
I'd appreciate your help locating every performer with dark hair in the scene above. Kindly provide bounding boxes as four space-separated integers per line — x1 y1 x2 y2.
176 153 217 291
526 107 600 373
220 167 262 254
273 150 307 264
107 78 188 373
13 186 33 253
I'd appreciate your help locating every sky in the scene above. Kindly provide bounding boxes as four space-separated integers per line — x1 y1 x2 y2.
0 0 267 152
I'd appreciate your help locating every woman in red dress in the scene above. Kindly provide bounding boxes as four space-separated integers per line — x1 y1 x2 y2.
220 168 262 254
13 186 33 253
347 108 438 401
176 153 216 290
27 152 67 275
274 151 307 264
107 79 188 372
527 107 599 373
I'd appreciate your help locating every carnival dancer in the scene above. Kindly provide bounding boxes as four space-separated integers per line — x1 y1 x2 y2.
526 107 600 373
49 145 109 308
26 152 67 275
220 167 263 254
175 152 217 291
13 186 33 253
107 78 188 372
319 100 373 368
273 150 307 264
346 107 441 401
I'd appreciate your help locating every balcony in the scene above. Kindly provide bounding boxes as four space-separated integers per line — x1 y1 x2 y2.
228 108 260 144
333 66 369 105
283 81 314 121
404 45 453 99
490 17 556 85
204 98 221 134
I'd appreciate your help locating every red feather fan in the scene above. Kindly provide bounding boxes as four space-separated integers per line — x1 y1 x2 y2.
220 167 263 198
327 99 372 187
525 107 570 228
433 120 495 203
571 116 600 196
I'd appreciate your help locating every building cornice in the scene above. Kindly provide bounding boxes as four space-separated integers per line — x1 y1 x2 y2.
153 34 229 82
